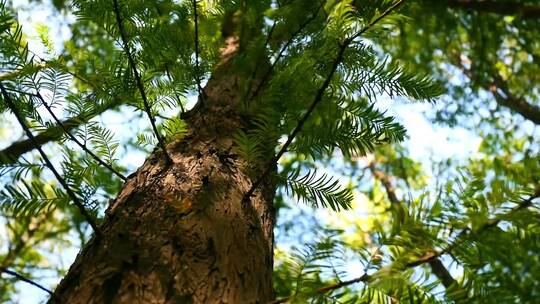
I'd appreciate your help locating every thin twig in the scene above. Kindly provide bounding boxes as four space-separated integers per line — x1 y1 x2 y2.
0 83 102 235
245 0 405 200
270 274 370 304
347 0 405 42
0 267 53 295
35 91 127 180
407 188 540 267
0 94 123 165
271 189 539 303
250 0 327 101
112 0 172 164
0 53 128 165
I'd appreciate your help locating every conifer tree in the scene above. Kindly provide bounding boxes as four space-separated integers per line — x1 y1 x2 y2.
0 0 538 303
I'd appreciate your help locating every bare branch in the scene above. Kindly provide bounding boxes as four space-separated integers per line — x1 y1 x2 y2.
0 267 53 295
428 259 457 289
452 55 540 125
490 74 540 125
112 0 172 164
0 95 123 164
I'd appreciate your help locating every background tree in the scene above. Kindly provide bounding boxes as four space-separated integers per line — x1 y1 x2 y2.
0 0 538 303
382 0 540 126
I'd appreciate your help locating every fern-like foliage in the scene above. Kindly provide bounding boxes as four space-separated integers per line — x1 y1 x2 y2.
342 52 445 102
292 96 406 159
0 2 125 223
0 180 68 217
282 169 354 211
161 116 188 142
234 130 266 167
274 236 347 302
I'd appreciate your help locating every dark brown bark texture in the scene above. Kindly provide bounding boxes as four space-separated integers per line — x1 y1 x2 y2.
50 38 276 303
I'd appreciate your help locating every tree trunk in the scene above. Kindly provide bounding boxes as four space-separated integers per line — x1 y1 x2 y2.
50 37 276 304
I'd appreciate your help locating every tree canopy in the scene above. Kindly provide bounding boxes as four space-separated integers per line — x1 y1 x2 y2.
0 0 538 303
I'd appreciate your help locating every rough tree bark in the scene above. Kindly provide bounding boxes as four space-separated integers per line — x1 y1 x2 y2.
49 37 277 303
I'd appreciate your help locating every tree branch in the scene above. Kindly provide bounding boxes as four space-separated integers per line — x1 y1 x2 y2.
0 267 53 295
35 92 127 180
249 0 327 101
112 0 172 164
272 189 539 302
408 188 540 268
245 42 347 200
0 62 48 82
0 96 123 164
368 162 405 219
242 21 276 105
165 65 185 113
428 259 457 289
452 55 540 125
0 83 102 235
490 74 540 125
270 274 370 304
368 161 460 291
442 0 540 19
245 0 405 200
